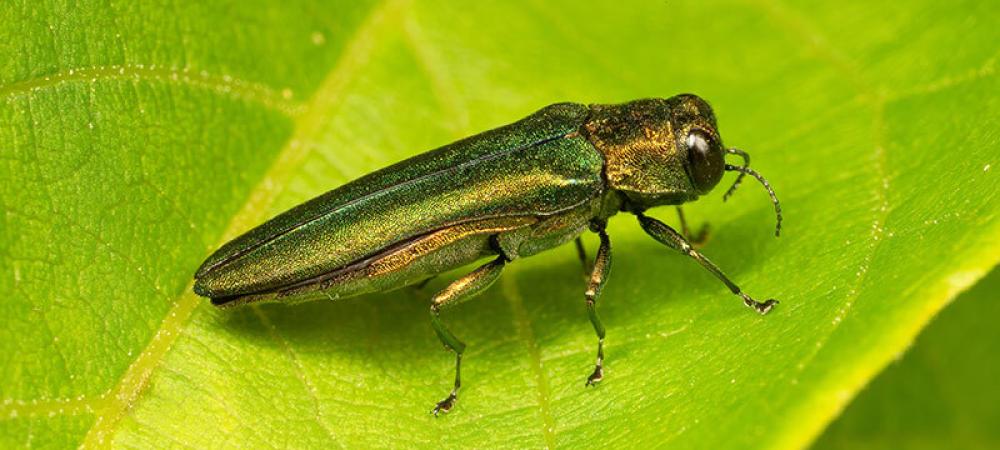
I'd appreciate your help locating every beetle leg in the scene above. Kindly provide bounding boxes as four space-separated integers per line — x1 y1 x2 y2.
637 213 778 314
429 253 507 416
412 276 436 290
584 224 612 386
675 206 710 248
574 237 592 278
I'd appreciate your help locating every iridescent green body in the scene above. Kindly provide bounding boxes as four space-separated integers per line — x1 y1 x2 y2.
194 102 614 306
193 94 783 415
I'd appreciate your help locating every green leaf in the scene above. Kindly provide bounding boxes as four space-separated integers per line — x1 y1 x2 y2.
1 0 997 448
812 267 1000 450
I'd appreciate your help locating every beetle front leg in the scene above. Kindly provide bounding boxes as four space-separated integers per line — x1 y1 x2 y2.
637 213 778 314
584 223 612 386
429 254 507 416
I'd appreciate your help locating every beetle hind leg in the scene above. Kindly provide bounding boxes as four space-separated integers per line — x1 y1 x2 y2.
429 253 508 416
584 222 612 386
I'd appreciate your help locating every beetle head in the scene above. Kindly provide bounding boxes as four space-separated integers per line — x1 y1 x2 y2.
584 94 782 236
584 94 725 208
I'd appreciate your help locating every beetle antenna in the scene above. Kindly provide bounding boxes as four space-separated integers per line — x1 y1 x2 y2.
725 164 782 237
722 148 750 201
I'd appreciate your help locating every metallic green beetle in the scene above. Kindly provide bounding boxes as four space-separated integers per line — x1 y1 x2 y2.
193 94 782 415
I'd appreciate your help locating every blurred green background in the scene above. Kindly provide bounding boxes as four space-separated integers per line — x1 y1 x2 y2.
813 267 999 450
1 0 997 448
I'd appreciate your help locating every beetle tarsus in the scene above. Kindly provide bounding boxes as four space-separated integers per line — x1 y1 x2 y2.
742 294 779 314
431 391 457 416
586 363 604 386
432 353 461 417
586 340 605 387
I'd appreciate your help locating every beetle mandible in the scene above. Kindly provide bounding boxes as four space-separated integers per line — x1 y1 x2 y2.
193 94 782 415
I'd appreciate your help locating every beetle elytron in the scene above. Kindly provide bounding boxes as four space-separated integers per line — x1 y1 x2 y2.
193 94 782 415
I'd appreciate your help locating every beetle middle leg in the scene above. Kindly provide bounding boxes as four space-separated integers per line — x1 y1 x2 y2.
584 221 612 386
412 275 437 291
675 206 710 248
574 237 592 278
429 250 508 416
637 213 778 314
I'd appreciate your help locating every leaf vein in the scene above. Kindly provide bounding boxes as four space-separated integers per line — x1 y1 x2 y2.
0 64 305 117
886 53 999 102
0 395 101 419
747 0 878 97
400 15 469 135
252 306 343 448
502 273 557 449
75 0 406 446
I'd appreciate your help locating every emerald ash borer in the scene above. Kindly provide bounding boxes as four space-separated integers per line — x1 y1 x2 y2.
193 94 783 416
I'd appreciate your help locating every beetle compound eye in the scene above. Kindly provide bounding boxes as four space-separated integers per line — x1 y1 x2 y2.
685 128 725 193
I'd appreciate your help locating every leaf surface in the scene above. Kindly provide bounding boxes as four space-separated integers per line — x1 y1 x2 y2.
1 0 997 448
812 267 1000 450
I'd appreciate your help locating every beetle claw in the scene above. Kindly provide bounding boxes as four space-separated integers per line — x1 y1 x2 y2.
743 295 779 315
586 365 604 386
431 393 457 417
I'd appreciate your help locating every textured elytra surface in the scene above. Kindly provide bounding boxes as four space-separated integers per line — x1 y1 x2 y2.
195 103 603 300
0 0 997 449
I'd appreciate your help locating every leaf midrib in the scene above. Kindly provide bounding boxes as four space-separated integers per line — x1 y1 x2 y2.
734 1 894 448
